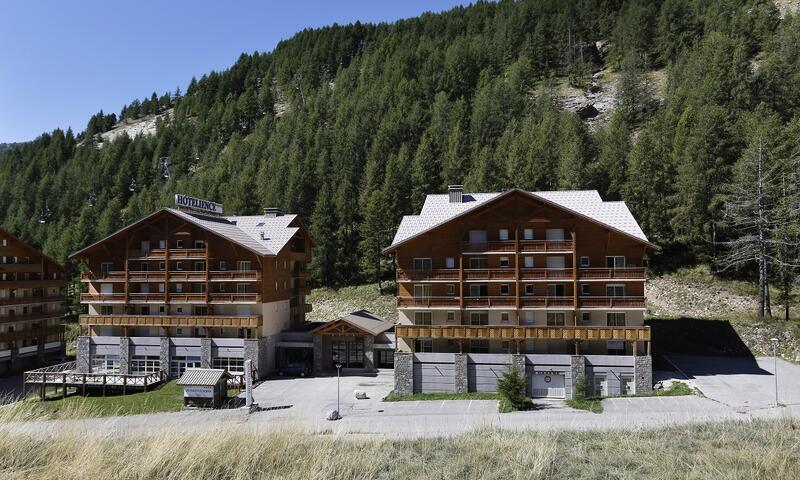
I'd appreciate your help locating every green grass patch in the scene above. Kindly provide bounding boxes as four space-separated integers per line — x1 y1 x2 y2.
498 397 534 413
383 391 500 402
650 381 693 397
566 396 603 413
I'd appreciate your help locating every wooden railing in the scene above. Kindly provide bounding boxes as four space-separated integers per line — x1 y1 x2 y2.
580 296 646 308
0 324 64 342
519 296 575 308
168 271 206 281
0 295 64 306
397 296 460 308
395 324 651 342
463 296 517 308
463 269 517 281
519 268 574 280
396 269 459 282
208 293 261 303
80 293 126 302
519 240 574 252
0 311 64 323
578 268 646 280
462 241 516 252
128 293 172 302
79 314 262 328
162 248 207 259
209 270 261 281
24 363 167 396
128 271 167 282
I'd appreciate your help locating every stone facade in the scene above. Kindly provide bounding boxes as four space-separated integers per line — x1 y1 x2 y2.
119 337 131 374
159 337 170 375
394 352 414 396
634 355 653 394
511 354 527 392
200 338 212 369
569 355 586 399
76 336 91 373
454 353 468 393
244 337 270 379
363 335 375 372
312 334 323 374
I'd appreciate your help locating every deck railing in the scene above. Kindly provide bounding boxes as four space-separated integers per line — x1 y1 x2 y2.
395 324 651 342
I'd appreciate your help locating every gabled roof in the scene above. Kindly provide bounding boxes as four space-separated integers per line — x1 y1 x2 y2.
176 368 232 386
384 189 657 252
0 226 65 272
311 310 394 336
70 208 307 259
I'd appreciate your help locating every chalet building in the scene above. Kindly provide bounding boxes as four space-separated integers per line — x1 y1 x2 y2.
384 187 657 398
69 206 312 380
0 227 66 373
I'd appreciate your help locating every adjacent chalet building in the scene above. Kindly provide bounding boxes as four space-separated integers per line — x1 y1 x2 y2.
69 207 312 380
384 187 657 398
0 227 66 373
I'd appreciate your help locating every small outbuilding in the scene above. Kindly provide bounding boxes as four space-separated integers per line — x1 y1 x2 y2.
176 368 233 409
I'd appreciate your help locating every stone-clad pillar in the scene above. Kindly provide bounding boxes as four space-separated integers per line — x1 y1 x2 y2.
313 334 324 374
569 355 586 400
634 355 653 394
394 352 414 396
512 353 527 394
454 353 468 393
160 337 170 376
119 337 131 374
76 336 91 373
201 337 212 369
363 335 375 372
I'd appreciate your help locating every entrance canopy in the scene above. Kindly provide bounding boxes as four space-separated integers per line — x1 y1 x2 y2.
311 310 393 337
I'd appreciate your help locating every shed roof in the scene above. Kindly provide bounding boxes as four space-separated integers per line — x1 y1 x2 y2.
176 368 232 386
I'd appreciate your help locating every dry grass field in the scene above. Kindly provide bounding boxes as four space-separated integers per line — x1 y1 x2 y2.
0 419 796 479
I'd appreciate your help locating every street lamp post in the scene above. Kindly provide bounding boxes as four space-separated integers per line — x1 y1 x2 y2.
336 360 342 416
771 337 779 407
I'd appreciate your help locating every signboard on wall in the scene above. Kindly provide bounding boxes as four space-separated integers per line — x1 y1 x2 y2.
174 194 223 215
183 386 213 398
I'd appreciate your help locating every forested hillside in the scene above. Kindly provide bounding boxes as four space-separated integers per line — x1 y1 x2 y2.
1 0 798 294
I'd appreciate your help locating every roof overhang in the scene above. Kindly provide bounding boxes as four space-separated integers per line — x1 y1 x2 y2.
382 188 659 254
311 318 373 336
0 226 66 272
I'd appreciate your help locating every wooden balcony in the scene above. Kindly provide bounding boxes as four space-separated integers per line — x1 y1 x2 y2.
519 240 574 252
462 240 516 253
208 293 261 303
463 296 517 308
397 296 460 308
79 314 262 328
463 269 517 281
81 271 126 282
128 293 173 302
519 268 574 280
395 324 651 342
0 279 64 288
0 295 64 307
168 271 206 281
81 293 126 303
578 268 646 280
209 270 261 281
580 296 646 308
0 311 64 323
128 248 207 259
0 324 64 343
519 296 575 308
129 271 168 282
0 263 45 273
396 268 459 282
81 292 262 304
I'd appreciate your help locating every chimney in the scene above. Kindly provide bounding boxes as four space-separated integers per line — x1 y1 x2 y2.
264 207 283 217
448 185 464 203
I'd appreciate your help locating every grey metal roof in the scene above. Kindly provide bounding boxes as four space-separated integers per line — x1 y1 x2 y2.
386 189 652 251
176 368 232 386
316 309 394 336
166 208 299 256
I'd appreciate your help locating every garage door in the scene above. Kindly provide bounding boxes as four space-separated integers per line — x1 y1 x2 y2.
413 362 455 393
531 373 565 398
468 364 505 392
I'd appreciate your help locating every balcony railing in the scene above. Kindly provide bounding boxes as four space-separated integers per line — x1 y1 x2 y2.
397 268 459 282
578 268 646 280
519 240 574 252
463 269 517 281
0 324 64 343
0 310 64 323
463 296 516 308
209 270 261 281
520 296 575 308
81 293 126 302
79 314 262 328
0 295 64 306
519 268 574 280
208 293 260 303
395 324 651 342
129 271 168 282
462 241 516 253
168 271 206 281
397 296 460 308
580 296 646 308
128 293 171 302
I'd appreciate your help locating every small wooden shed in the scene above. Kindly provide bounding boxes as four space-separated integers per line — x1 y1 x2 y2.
176 368 232 409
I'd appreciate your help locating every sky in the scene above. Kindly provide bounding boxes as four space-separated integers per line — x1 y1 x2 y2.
0 1 472 143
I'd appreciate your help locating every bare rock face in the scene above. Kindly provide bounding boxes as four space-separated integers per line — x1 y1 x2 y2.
555 69 617 129
595 40 609 59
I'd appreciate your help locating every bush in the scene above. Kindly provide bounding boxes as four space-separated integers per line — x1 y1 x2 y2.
496 365 527 411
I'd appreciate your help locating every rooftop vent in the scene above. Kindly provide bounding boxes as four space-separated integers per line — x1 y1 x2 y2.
264 207 283 217
260 231 270 241
448 185 464 203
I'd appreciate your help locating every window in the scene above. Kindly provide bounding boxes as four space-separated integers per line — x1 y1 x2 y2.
547 312 566 326
158 262 165 271
219 261 227 271
158 240 166 249
213 357 245 374
446 284 456 296
581 284 591 295
378 350 395 368
446 311 456 323
1 239 5 246
468 257 488 269
91 354 120 374
140 241 150 252
607 312 626 326
194 240 206 249
175 283 183 293
412 258 432 271
100 262 113 274
525 284 535 295
469 340 489 353
580 256 590 267
416 340 433 353
524 256 534 268
581 312 592 324
194 261 205 271
545 229 565 240
100 306 113 315
593 374 608 397
500 284 509 296
606 256 626 268
130 355 160 374
445 257 455 269
413 284 432 298
607 340 626 355
219 283 226 293
159 305 166 313
547 284 565 297
500 312 510 323
469 312 488 326
170 356 201 377
499 257 510 268
176 262 183 271
194 306 208 316
158 283 165 293
469 284 487 297
523 228 534 240
414 311 432 325
176 309 183 316
140 262 148 271
498 229 509 241
140 306 150 315
501 341 511 353
237 261 251 271
620 375 634 395
176 240 184 249
522 311 534 324
237 283 250 294
606 284 626 297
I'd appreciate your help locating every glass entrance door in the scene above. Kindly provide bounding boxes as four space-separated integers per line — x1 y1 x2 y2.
331 339 364 368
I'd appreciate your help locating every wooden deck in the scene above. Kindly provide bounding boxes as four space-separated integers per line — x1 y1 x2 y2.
23 362 167 399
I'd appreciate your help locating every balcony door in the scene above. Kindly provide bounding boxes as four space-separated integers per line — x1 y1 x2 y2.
413 284 431 298
469 312 488 326
545 229 565 240
606 284 626 297
469 284 487 297
546 256 565 269
412 258 432 271
606 256 626 268
546 284 565 297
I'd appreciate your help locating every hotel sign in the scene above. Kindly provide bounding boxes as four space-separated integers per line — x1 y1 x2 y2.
175 194 223 215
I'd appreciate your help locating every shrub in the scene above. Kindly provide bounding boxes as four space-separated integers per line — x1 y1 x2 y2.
496 365 527 411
